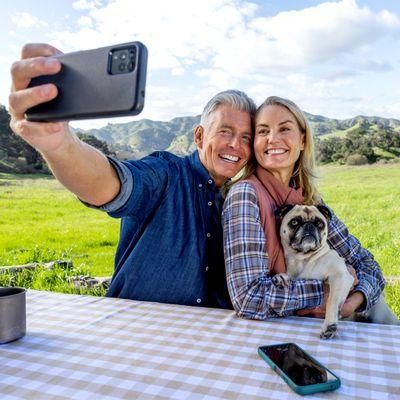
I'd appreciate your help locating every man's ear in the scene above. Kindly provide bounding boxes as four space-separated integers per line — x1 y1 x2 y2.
274 204 295 220
194 125 204 149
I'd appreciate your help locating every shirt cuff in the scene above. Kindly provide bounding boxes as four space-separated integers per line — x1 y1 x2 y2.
294 279 324 310
79 156 133 213
353 279 377 313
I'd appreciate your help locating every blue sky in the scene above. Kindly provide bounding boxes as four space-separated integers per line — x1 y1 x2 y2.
2 0 400 129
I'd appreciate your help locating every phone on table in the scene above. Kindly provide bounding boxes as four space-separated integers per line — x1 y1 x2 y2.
258 343 341 396
26 41 147 122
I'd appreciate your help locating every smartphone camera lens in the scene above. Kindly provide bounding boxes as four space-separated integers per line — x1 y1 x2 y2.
109 46 136 75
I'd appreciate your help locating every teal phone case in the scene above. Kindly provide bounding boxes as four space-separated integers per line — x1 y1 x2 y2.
258 343 341 396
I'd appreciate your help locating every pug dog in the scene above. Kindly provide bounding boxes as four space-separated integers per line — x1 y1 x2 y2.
273 204 399 339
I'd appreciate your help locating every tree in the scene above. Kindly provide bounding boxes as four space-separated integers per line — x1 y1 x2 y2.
77 133 114 156
315 136 345 164
372 128 400 151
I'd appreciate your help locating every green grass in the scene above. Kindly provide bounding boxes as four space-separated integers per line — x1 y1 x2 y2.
0 173 119 277
0 263 107 296
318 164 400 317
317 164 400 278
373 147 397 159
385 283 400 318
319 129 348 140
0 166 399 316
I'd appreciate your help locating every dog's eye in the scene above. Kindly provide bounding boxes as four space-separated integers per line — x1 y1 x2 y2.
314 218 325 229
290 219 299 227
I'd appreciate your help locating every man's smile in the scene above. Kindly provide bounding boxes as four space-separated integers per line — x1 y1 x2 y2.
219 153 240 163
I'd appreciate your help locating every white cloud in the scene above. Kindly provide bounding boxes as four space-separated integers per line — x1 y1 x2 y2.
72 0 101 11
3 0 399 126
47 0 400 84
47 0 259 72
210 0 400 77
77 16 93 27
11 12 48 28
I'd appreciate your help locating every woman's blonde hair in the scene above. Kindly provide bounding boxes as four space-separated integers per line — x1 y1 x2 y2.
238 96 320 205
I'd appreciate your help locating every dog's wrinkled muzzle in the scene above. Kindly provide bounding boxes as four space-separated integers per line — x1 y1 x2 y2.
291 222 321 253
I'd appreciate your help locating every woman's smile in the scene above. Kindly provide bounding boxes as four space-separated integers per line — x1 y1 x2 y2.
265 148 288 155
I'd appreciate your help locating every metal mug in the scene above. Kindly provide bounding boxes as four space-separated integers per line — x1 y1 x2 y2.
0 287 26 344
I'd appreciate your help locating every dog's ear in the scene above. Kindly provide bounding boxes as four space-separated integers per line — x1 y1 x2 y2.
275 204 295 220
316 205 332 221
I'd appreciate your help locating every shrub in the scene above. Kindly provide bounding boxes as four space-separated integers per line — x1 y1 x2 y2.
346 154 368 165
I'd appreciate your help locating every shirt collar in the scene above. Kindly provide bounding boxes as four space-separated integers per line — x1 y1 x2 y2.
189 150 218 190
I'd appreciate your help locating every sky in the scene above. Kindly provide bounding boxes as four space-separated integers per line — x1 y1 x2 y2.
2 0 400 129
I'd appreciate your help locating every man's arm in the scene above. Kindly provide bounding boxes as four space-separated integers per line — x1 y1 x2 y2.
8 43 120 206
222 182 324 319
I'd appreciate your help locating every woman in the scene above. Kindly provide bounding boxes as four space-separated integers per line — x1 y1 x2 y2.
222 96 385 320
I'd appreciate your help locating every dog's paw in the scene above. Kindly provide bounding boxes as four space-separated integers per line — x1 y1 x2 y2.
320 324 338 340
272 273 291 289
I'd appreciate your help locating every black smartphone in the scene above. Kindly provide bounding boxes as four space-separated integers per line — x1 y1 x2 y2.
25 41 147 122
258 343 341 396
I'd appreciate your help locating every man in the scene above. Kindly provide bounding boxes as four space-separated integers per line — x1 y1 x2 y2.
9 43 256 308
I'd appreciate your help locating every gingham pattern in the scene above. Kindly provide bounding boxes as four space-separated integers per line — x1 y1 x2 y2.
0 291 399 399
222 182 386 320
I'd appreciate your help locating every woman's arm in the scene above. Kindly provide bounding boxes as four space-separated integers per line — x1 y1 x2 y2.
222 182 324 320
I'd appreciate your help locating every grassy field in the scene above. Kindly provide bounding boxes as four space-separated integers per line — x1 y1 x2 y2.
0 173 119 277
0 164 399 315
317 163 400 317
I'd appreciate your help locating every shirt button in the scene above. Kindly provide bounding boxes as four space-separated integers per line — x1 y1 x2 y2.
208 201 212 206
196 298 202 304
208 179 213 184
198 183 203 188
205 266 209 272
206 233 211 238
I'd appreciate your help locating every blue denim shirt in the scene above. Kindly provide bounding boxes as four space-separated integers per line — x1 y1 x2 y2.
91 151 232 309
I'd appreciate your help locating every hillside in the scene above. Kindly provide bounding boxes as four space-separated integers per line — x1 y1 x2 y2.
1 104 399 172
75 116 200 159
81 112 400 161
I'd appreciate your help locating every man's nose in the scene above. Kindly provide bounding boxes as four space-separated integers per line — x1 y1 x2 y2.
228 136 241 149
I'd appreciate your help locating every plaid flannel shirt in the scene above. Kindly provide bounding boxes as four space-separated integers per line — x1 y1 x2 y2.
222 182 385 320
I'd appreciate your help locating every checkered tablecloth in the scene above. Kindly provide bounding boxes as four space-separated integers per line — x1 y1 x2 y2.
0 290 399 399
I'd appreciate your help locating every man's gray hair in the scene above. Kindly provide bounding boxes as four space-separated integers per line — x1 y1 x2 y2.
200 90 256 129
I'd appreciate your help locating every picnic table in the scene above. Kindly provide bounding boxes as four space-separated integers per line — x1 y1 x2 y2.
0 290 399 399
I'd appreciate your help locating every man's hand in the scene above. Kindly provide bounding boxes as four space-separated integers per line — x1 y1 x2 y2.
8 43 121 206
340 291 365 318
297 266 360 318
9 43 72 155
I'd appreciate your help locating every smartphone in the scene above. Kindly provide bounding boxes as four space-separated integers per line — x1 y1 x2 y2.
258 343 341 396
25 41 147 122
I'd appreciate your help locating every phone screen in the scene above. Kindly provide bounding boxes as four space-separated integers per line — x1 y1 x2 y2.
259 343 336 386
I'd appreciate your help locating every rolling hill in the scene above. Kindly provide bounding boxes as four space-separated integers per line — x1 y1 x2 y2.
78 113 400 160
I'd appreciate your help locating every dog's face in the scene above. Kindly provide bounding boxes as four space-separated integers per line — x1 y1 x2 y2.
276 204 331 254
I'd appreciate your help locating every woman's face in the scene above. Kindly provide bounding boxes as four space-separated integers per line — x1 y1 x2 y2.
254 104 305 183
